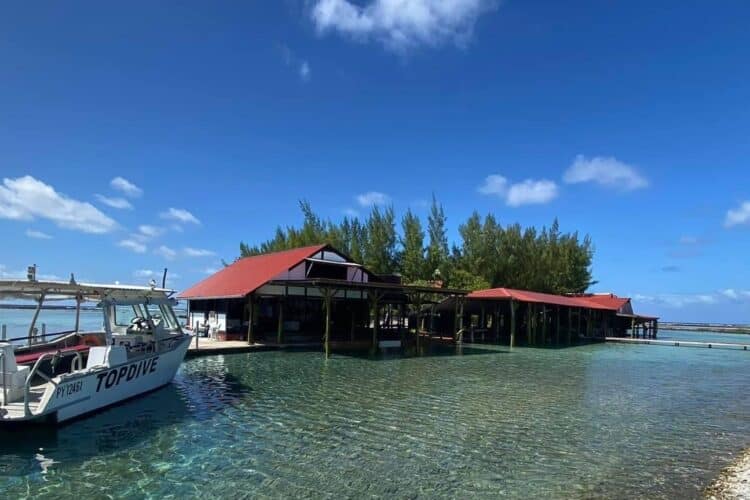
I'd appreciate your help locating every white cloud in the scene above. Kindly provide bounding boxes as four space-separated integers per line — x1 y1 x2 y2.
356 191 390 207
343 208 360 218
634 292 728 309
477 174 508 196
95 194 133 210
155 245 177 260
0 176 117 234
725 201 750 228
478 175 558 207
184 247 216 258
160 208 200 225
203 267 219 275
118 239 147 254
506 179 558 207
0 264 60 281
563 155 648 191
25 229 52 240
138 225 163 238
300 61 311 82
110 177 142 198
311 0 498 52
134 269 156 278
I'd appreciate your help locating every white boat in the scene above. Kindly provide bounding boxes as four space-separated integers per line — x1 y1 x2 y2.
0 277 192 424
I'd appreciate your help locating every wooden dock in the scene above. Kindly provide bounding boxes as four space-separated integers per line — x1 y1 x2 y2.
606 337 750 351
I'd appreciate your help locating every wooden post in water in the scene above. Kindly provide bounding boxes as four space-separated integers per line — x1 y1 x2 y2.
368 291 382 353
509 299 516 351
494 303 501 343
277 297 285 345
456 298 465 343
653 320 658 339
323 288 332 358
526 302 531 346
246 294 255 345
555 306 561 346
541 306 547 346
587 309 593 338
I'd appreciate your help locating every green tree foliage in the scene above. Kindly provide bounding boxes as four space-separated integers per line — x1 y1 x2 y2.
239 199 595 294
426 194 449 278
400 209 426 283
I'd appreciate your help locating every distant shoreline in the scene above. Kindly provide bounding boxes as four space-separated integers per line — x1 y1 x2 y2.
660 323 750 335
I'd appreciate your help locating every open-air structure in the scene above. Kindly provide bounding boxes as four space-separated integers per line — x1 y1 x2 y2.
179 244 465 356
443 288 658 348
180 244 657 354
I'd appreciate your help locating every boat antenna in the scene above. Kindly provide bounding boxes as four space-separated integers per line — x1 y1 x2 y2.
162 268 168 289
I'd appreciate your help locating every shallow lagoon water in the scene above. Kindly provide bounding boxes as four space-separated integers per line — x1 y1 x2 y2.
1 335 750 498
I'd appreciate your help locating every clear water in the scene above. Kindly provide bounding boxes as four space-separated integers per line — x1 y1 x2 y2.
1 335 750 499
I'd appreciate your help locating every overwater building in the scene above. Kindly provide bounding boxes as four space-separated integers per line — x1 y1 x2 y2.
180 244 657 352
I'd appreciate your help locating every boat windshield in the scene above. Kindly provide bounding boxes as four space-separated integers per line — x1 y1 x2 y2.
146 303 180 332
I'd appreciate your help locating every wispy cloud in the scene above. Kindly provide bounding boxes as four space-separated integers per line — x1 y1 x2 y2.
478 175 558 207
725 201 750 228
310 0 499 52
118 239 147 254
95 194 133 210
160 208 200 225
356 191 390 207
563 155 648 191
110 177 142 198
25 229 52 240
134 269 156 279
299 61 311 82
0 176 117 234
203 267 219 275
138 225 163 238
661 265 680 273
343 208 360 218
183 247 216 258
154 245 177 260
633 292 718 309
0 264 60 281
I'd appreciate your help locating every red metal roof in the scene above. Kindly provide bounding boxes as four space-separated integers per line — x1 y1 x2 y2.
584 294 631 311
179 244 326 299
467 288 630 311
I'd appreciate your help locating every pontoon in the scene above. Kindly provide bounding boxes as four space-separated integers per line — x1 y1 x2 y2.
0 277 192 423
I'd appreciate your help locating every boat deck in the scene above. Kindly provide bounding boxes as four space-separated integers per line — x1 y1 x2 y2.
1 386 46 420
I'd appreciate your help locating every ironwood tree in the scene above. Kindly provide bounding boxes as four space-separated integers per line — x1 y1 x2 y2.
239 199 595 294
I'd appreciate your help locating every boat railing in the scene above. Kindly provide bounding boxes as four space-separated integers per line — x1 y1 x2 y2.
6 330 78 347
24 350 83 417
1 350 6 406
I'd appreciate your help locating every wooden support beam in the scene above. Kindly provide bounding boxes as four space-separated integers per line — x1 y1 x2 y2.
456 298 465 343
541 306 547 346
246 294 255 345
509 299 516 351
555 306 560 346
577 307 582 338
368 291 383 353
277 298 285 345
323 288 332 358
526 303 532 346
567 307 572 345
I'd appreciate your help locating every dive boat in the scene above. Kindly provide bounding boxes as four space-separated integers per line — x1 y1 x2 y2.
0 277 192 424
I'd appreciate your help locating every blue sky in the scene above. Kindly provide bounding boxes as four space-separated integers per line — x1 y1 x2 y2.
1 1 749 322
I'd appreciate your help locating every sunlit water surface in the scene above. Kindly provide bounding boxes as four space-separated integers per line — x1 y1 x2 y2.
1 331 750 498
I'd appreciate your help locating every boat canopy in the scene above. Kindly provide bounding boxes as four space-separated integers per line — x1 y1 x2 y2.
0 279 174 303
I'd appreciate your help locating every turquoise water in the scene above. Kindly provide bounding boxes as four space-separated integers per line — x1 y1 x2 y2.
2 335 750 498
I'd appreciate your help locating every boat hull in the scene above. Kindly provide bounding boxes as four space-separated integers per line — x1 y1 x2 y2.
25 335 191 423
